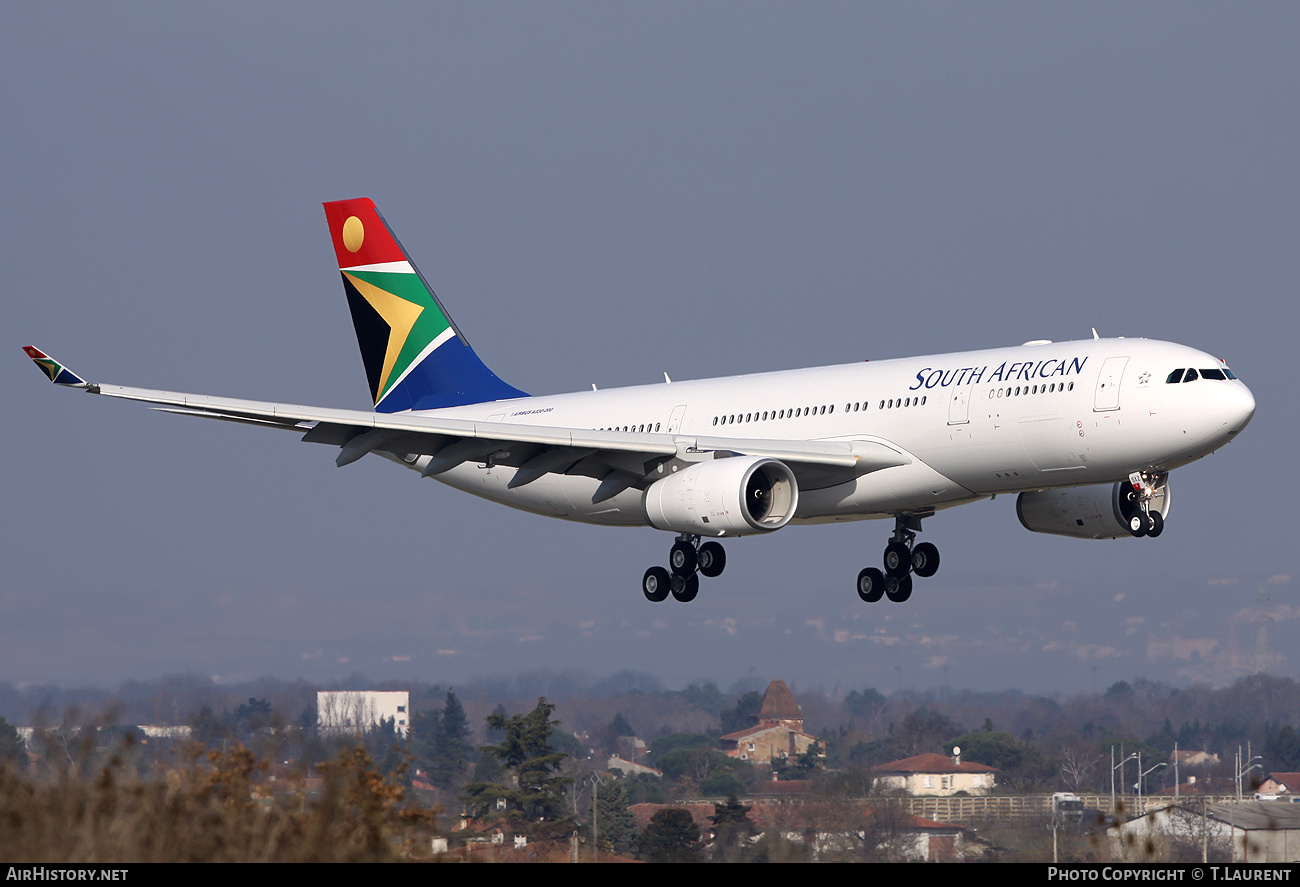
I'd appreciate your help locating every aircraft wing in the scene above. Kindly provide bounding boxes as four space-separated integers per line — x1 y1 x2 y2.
25 347 909 498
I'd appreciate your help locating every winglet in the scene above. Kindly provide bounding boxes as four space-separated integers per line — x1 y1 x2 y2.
22 346 91 388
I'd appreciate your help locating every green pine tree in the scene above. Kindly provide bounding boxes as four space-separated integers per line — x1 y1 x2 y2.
708 794 756 862
640 807 702 863
462 697 572 835
430 691 472 789
592 778 638 856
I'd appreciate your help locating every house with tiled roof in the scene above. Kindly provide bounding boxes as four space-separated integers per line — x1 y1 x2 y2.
1263 772 1300 796
720 680 822 766
607 755 662 778
872 749 998 796
1171 749 1220 769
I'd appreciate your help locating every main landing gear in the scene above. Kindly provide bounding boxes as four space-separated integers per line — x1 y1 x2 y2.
856 515 939 605
643 534 726 603
1123 470 1167 538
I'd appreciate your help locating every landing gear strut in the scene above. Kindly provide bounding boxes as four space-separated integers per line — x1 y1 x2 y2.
643 535 726 603
855 514 937 605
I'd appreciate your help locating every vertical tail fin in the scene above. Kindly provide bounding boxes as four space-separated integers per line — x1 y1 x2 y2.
322 198 527 412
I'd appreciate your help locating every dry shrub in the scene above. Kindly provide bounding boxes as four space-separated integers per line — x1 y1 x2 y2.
0 741 439 862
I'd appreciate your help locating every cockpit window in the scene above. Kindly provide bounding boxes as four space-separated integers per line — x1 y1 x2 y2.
1168 365 1238 383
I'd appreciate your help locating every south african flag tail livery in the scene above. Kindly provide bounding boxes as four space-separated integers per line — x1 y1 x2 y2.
22 346 88 388
322 198 526 412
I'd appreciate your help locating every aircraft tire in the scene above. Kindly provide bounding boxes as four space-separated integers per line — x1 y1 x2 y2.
857 567 885 603
1147 511 1164 537
884 542 911 578
672 572 700 603
643 567 671 603
886 574 913 603
911 542 940 578
698 541 726 578
1128 514 1148 537
669 541 698 576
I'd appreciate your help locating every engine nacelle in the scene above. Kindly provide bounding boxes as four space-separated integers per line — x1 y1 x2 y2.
643 456 799 537
1016 481 1171 539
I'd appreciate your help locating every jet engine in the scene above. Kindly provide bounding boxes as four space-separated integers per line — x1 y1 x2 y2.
643 456 799 537
1016 481 1171 539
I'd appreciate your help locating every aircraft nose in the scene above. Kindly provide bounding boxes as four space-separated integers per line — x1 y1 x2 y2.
1227 381 1256 435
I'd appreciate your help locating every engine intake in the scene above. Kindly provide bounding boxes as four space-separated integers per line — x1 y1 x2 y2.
1016 481 1171 539
643 456 799 537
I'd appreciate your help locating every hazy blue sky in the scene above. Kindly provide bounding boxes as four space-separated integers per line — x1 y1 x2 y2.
6 3 1296 695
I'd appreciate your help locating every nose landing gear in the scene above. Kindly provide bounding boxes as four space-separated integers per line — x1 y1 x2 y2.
1123 471 1168 538
643 535 727 603
856 515 938 604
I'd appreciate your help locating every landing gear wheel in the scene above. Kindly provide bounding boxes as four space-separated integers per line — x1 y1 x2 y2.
911 542 940 578
698 541 726 578
884 541 912 578
857 567 885 603
642 567 670 603
886 574 913 603
1147 511 1164 538
669 541 698 576
671 572 700 603
1128 514 1148 538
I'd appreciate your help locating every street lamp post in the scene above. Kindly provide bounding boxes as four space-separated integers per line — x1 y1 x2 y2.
1137 761 1166 813
1112 748 1138 817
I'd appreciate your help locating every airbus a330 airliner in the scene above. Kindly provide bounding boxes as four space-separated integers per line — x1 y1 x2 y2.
26 198 1256 605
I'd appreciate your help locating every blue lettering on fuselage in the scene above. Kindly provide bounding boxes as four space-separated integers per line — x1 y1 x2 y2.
909 357 1088 391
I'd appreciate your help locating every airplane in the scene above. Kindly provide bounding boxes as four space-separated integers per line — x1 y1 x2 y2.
25 197 1256 605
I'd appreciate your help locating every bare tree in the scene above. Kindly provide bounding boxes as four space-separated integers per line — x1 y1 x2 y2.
1059 746 1100 793
317 692 378 736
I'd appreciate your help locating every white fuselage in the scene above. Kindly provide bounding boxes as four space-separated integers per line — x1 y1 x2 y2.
394 337 1254 528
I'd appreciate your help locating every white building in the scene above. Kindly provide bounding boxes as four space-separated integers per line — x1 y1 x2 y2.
872 751 998 796
317 690 410 737
1110 802 1300 863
